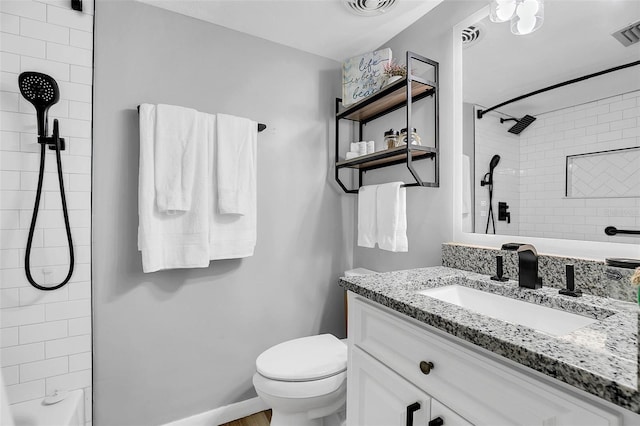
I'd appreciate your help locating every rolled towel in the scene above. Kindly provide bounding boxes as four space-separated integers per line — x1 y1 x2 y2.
358 141 367 155
366 141 375 154
346 152 359 160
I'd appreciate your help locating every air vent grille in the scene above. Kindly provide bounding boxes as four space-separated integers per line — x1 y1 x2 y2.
462 25 482 48
344 0 398 16
612 21 640 47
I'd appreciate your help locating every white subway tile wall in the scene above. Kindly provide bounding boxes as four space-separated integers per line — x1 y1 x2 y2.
519 91 640 244
475 110 521 236
0 1 92 424
475 91 640 243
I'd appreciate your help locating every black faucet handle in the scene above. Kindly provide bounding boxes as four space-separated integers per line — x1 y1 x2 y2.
490 255 509 282
559 264 582 297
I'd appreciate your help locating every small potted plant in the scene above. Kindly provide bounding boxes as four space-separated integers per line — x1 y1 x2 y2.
383 60 407 86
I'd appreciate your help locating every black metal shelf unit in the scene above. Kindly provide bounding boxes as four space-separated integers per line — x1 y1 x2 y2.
335 51 439 194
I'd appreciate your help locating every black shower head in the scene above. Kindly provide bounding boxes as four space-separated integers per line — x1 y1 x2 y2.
18 71 60 137
489 154 501 172
503 115 536 135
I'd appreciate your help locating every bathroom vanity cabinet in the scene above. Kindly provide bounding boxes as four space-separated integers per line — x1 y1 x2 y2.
334 51 439 193
347 292 623 426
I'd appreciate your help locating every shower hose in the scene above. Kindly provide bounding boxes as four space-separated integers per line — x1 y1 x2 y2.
25 121 74 291
485 181 496 234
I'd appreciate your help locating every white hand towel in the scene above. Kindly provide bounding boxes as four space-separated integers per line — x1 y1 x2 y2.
209 113 256 259
138 104 210 272
357 185 377 248
376 182 408 252
216 113 257 215
154 104 199 213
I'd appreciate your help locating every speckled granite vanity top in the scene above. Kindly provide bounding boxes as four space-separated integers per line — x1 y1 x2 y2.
339 266 640 413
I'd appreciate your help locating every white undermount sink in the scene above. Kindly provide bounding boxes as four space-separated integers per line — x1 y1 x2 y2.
418 285 597 336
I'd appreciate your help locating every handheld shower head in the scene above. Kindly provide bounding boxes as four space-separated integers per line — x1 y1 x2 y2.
481 154 501 187
489 154 501 172
18 72 60 137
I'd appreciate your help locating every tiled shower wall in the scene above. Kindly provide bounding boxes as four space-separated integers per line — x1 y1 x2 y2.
519 91 640 243
0 0 93 423
474 110 520 236
474 90 640 243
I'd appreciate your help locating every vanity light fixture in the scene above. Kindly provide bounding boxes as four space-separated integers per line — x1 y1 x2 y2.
489 0 544 35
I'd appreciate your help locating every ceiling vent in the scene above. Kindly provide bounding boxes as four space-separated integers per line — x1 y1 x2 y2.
462 25 483 48
344 0 398 16
612 20 640 47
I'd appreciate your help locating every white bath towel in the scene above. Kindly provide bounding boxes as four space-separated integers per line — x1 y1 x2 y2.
154 104 199 213
208 113 256 259
138 104 210 272
357 185 377 248
216 113 257 216
376 182 408 252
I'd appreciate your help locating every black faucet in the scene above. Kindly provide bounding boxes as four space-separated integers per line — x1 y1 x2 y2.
517 244 542 289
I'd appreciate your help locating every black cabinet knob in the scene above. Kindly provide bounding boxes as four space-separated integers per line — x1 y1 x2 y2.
419 361 434 374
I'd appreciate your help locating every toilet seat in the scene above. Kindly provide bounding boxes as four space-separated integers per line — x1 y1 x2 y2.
253 371 347 399
256 334 347 382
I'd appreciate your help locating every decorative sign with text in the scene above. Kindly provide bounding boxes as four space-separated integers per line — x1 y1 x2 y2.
342 48 392 107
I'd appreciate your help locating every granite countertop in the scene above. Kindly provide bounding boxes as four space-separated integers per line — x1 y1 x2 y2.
339 266 640 413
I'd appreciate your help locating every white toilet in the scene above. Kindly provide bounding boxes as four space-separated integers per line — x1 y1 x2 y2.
253 334 347 426
253 269 376 426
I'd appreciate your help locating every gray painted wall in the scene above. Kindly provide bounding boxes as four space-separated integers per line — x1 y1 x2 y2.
353 0 483 272
92 2 352 424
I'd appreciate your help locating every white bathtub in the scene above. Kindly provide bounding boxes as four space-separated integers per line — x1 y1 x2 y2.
10 389 85 426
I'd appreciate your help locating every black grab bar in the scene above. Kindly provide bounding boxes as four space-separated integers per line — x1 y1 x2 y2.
605 226 640 236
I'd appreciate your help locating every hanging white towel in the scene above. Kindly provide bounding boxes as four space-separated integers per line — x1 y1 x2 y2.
154 104 199 213
209 113 257 259
357 185 377 248
462 154 473 233
376 182 408 252
216 113 257 215
137 104 210 272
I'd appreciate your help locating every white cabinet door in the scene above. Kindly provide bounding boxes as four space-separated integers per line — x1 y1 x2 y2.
348 346 431 426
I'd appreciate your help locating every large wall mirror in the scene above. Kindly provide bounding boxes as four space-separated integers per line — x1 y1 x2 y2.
453 2 640 258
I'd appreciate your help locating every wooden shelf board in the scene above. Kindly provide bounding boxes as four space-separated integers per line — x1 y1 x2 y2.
338 79 435 122
336 146 436 170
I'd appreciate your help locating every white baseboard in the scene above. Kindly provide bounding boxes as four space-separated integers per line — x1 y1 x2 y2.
162 396 270 426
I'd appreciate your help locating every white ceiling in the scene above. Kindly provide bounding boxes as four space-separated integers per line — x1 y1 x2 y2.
136 0 443 62
463 1 640 118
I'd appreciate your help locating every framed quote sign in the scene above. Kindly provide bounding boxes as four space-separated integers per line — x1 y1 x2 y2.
342 48 392 107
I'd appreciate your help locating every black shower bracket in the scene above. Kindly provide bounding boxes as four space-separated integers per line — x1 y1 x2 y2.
39 119 66 151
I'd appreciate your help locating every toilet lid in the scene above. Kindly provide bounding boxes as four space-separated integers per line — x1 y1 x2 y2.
256 334 347 381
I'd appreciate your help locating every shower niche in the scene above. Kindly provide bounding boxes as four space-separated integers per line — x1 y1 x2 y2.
334 51 439 193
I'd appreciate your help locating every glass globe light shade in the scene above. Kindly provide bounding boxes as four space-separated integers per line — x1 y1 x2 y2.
489 0 516 23
511 0 544 35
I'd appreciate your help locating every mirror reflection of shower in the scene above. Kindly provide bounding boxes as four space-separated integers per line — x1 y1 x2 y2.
480 154 500 234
